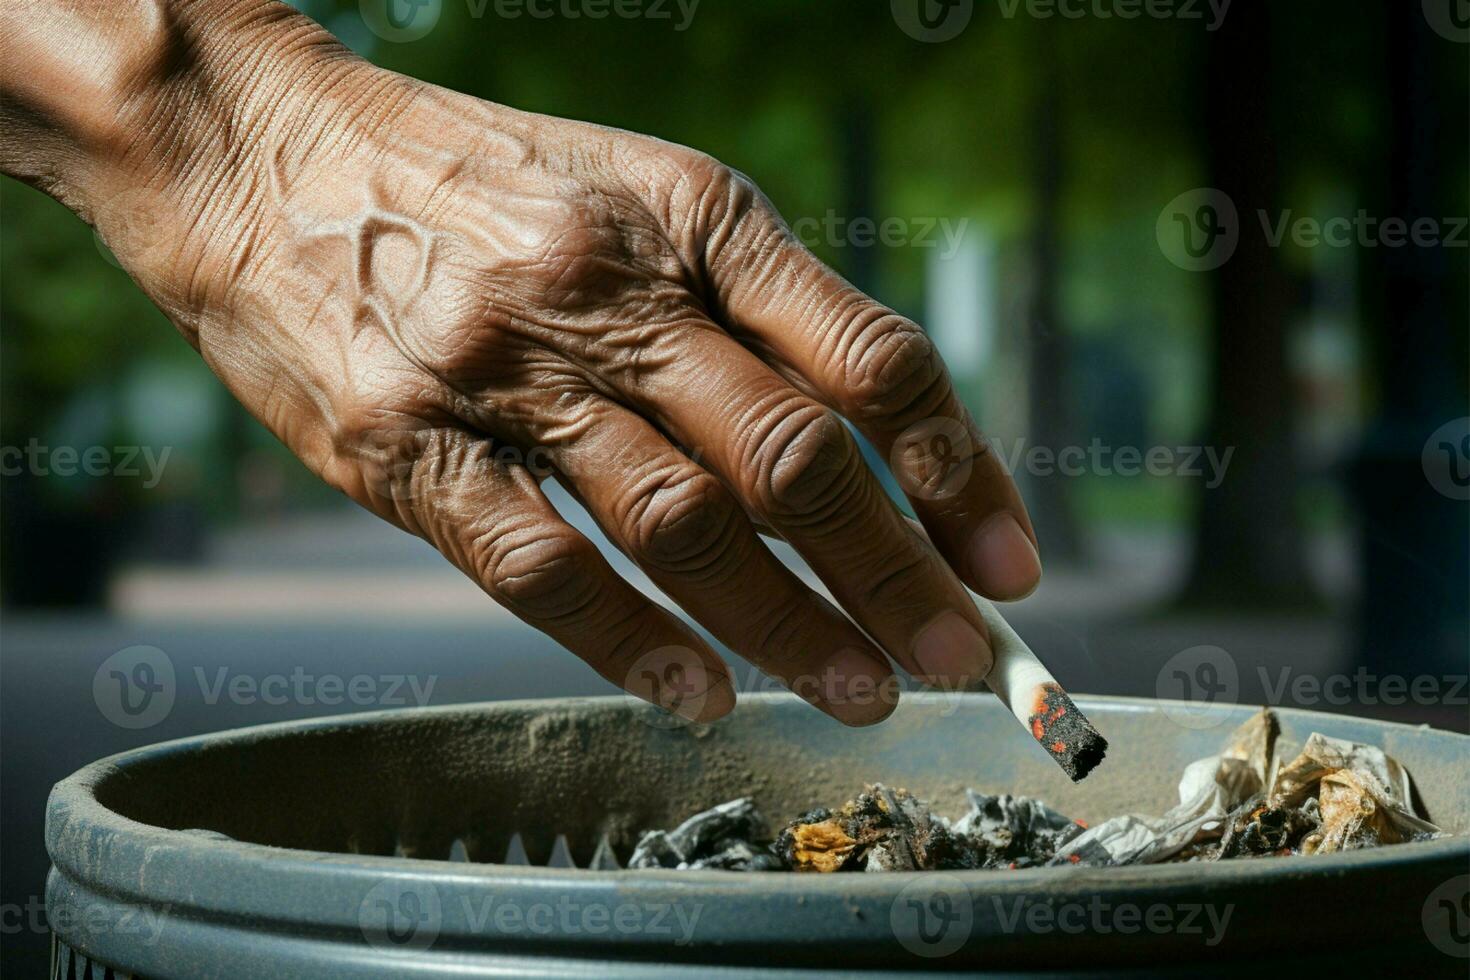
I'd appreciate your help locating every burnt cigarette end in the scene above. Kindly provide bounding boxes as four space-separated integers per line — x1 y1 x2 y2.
1028 683 1108 782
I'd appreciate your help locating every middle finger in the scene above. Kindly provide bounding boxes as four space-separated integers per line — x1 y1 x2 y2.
601 319 995 688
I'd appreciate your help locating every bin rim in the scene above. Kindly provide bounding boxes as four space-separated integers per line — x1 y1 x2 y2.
46 691 1470 927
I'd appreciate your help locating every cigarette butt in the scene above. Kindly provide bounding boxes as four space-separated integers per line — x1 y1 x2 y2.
975 597 1108 782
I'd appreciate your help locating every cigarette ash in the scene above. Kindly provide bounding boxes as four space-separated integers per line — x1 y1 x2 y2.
1027 682 1107 782
625 709 1446 873
630 785 1079 872
628 798 782 871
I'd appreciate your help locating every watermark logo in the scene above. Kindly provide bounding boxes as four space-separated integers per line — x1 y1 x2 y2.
1155 645 1238 729
93 646 177 730
892 0 975 42
891 874 973 957
360 0 442 42
356 428 561 504
94 188 169 270
355 426 433 504
360 879 442 952
1422 417 1470 501
1423 875 1470 958
622 646 712 729
891 417 975 501
1157 188 1239 271
1423 0 1470 43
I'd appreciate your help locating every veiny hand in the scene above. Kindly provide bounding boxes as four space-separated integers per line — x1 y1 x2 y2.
2 2 1041 725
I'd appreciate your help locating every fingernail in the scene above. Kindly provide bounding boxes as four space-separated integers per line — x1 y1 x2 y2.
813 648 899 726
913 610 993 685
968 512 1042 599
633 647 736 723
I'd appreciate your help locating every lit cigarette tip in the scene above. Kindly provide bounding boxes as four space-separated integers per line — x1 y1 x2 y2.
974 597 1109 782
1028 682 1107 782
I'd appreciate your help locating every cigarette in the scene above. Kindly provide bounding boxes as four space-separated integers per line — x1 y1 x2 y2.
974 597 1108 782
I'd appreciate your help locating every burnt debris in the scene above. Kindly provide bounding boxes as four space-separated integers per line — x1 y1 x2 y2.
626 709 1445 873
628 797 782 871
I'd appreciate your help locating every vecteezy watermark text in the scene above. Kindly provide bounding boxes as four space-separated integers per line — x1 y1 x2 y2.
361 0 701 42
991 895 1233 945
467 0 701 30
0 439 171 488
1156 645 1469 729
1 895 170 945
1258 667 1468 708
790 212 971 260
358 880 703 953
988 435 1233 488
1158 188 1468 271
93 646 438 729
889 874 1234 959
994 0 1231 31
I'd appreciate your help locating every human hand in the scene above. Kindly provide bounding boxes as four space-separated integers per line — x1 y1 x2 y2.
2 2 1041 725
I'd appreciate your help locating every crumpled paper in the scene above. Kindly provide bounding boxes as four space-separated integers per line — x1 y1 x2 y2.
628 797 782 870
1049 708 1443 866
1271 732 1441 853
952 789 1081 869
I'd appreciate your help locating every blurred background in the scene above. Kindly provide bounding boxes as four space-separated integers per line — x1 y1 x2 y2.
2 0 1466 969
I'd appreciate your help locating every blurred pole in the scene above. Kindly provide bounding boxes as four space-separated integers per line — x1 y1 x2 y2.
925 234 993 378
1351 4 1469 685
1181 2 1313 608
1024 38 1082 563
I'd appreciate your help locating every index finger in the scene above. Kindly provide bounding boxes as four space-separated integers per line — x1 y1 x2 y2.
704 189 1042 600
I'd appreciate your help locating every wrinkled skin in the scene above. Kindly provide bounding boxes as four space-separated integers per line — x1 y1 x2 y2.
1 1 1042 725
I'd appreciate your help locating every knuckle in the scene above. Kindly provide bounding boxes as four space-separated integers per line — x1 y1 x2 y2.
680 149 736 193
856 552 933 616
528 197 629 302
623 468 738 578
479 528 600 622
746 402 859 521
692 160 771 264
748 594 820 672
841 311 948 427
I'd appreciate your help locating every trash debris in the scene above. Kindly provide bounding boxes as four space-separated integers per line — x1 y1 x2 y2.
951 789 1082 869
774 785 982 872
627 709 1446 872
628 797 782 870
1050 708 1446 866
